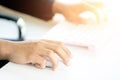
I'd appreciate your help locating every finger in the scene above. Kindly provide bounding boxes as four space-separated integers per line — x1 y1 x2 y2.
87 1 105 9
46 51 58 71
56 48 69 65
42 39 71 57
81 2 101 23
47 46 69 65
87 2 108 22
34 63 42 69
37 48 58 70
40 41 69 65
62 46 72 58
72 2 101 23
30 54 46 69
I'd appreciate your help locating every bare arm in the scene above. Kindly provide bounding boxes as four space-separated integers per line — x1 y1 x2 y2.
0 39 71 70
0 40 13 60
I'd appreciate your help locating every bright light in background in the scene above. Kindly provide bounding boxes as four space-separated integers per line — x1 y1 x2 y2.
86 0 120 23
56 0 83 4
103 0 120 23
55 0 120 23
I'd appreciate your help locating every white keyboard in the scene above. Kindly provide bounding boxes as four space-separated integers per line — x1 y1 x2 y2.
43 21 115 50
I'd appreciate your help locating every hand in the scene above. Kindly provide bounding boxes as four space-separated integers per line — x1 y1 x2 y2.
87 1 108 22
53 1 107 24
7 39 71 70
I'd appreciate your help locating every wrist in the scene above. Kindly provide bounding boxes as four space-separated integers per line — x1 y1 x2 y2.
0 40 14 60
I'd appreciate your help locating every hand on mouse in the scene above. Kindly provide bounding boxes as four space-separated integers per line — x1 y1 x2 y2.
0 39 71 70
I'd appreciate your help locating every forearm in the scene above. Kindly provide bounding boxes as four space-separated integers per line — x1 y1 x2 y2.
0 40 13 60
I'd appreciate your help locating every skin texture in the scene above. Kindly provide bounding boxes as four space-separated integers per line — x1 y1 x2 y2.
0 39 71 70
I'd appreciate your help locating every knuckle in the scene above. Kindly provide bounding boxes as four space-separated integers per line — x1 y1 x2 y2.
55 46 61 51
55 44 63 51
47 50 54 57
54 42 64 50
57 42 64 46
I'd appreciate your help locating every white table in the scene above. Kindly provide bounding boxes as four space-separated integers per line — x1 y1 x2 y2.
1 5 120 80
1 21 120 80
1 36 120 80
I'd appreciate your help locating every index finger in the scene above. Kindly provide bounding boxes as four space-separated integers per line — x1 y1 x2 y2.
42 39 71 57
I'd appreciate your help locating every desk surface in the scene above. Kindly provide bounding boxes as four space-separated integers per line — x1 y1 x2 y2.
1 22 120 80
1 36 120 80
1 5 120 80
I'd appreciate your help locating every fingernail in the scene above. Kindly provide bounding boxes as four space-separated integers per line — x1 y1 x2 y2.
67 61 71 66
65 58 71 66
65 61 69 66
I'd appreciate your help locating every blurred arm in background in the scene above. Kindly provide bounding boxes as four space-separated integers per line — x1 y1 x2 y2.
0 0 107 24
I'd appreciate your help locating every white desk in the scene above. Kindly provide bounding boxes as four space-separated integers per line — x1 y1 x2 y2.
1 21 120 80
1 5 120 80
1 36 120 80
